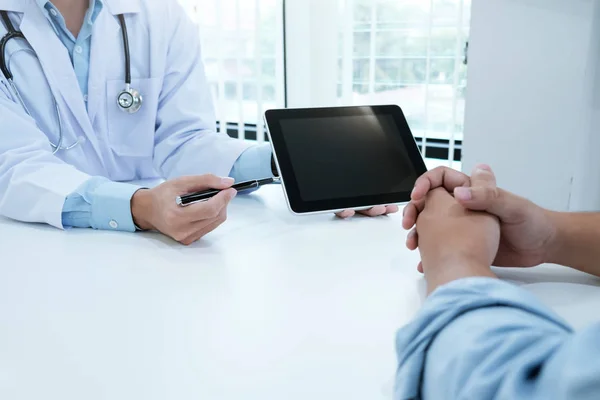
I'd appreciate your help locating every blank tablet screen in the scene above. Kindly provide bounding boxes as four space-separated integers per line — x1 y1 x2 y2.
280 114 417 201
265 105 427 214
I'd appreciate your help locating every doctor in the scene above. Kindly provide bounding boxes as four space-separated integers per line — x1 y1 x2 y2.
0 0 398 245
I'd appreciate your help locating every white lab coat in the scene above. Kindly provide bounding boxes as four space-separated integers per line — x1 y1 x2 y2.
0 0 252 228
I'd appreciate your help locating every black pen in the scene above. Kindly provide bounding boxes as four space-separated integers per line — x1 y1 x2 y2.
176 177 276 206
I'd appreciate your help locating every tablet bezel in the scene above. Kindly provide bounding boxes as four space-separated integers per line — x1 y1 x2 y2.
264 105 427 215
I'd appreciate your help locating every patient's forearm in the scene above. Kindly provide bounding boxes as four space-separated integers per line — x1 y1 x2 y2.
546 212 600 277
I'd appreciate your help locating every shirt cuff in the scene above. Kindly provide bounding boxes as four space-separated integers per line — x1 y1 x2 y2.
90 181 142 233
229 143 274 183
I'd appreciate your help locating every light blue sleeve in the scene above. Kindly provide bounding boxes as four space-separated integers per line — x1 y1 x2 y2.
229 143 274 183
394 278 600 400
62 177 142 232
62 144 272 232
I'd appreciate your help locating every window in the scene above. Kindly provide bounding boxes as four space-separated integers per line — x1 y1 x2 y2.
338 0 471 168
180 0 470 168
178 0 285 142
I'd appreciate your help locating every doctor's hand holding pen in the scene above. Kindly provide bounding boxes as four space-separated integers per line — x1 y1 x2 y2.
130 175 237 246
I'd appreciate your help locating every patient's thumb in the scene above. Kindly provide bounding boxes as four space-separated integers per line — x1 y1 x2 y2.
454 186 522 222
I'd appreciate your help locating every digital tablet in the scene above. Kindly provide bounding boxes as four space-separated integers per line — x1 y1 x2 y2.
264 105 427 215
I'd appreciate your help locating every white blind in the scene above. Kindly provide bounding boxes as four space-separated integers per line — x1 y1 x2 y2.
337 0 471 168
178 0 286 142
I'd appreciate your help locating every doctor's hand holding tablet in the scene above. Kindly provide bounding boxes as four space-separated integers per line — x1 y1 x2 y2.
0 0 418 245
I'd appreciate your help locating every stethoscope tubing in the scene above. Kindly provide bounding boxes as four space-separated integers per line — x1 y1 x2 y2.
0 10 142 153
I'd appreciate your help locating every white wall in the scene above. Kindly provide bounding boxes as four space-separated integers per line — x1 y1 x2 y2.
463 0 600 211
571 1 600 211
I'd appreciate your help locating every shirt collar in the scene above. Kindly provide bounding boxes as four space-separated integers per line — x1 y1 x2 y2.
35 1 104 25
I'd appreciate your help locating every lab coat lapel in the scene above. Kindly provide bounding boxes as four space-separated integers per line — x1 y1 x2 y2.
87 10 120 125
19 5 104 159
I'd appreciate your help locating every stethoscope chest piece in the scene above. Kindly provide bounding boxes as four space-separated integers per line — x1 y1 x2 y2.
117 85 142 114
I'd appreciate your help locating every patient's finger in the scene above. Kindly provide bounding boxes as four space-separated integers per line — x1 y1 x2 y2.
402 203 419 230
412 167 471 201
406 228 418 251
454 165 501 212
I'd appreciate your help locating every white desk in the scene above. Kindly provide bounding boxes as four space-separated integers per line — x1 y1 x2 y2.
0 186 599 400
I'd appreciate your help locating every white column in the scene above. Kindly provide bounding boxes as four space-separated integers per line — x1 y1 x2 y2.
254 0 265 142
235 0 245 140
340 0 354 106
448 0 465 167
215 0 227 135
275 0 286 108
284 0 339 108
462 0 599 211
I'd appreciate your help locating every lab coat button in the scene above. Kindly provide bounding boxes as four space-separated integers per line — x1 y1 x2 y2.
109 220 118 229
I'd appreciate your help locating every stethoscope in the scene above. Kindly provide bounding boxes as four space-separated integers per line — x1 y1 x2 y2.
0 11 143 154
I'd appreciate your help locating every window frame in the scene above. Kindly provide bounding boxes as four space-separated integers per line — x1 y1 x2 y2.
283 0 469 164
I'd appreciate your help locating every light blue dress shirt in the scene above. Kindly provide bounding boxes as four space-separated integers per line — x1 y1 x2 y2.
37 1 273 231
36 0 101 102
394 277 600 400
